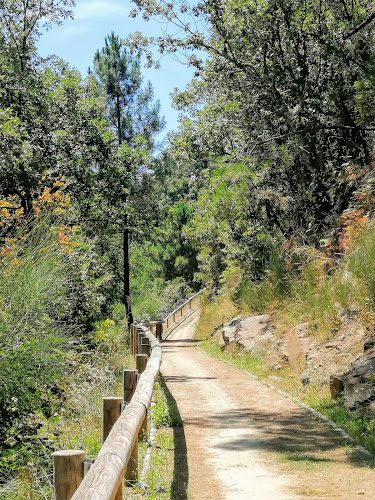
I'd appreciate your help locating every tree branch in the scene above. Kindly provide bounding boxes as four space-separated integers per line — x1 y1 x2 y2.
340 0 352 23
343 12 375 39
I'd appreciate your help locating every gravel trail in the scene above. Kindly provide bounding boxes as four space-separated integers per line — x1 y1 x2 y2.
160 310 375 499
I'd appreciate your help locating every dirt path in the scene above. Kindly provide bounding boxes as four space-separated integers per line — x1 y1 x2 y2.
160 310 375 500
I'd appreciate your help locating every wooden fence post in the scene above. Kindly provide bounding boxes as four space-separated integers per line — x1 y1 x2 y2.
66 322 162 500
123 369 139 485
53 450 86 500
137 330 145 354
155 322 163 341
136 354 148 441
136 354 148 376
125 440 138 486
102 397 123 442
140 337 150 356
82 458 95 477
123 369 138 403
102 397 124 500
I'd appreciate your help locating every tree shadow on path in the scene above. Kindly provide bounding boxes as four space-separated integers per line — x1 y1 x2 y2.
159 373 189 500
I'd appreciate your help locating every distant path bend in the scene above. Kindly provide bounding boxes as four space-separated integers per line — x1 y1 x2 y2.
160 309 375 500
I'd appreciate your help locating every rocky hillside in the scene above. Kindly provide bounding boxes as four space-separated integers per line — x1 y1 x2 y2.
218 313 375 413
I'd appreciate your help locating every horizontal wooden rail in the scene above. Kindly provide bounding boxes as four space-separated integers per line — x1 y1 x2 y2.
54 292 203 500
163 290 202 325
70 328 161 500
149 290 203 337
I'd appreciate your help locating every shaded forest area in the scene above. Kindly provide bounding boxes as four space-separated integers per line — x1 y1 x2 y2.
2 0 375 497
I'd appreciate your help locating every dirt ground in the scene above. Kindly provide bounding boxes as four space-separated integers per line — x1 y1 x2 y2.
160 310 375 500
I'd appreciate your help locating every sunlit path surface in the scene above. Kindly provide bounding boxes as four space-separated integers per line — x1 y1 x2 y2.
160 310 375 500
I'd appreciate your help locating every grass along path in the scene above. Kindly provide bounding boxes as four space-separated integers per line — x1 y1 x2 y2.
199 339 375 456
161 309 375 500
123 379 183 500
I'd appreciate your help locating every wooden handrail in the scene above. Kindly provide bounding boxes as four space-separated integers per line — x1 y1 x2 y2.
70 328 161 500
54 292 203 499
146 290 203 336
162 290 203 325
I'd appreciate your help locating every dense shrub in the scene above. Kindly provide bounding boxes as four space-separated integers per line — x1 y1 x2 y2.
0 212 116 480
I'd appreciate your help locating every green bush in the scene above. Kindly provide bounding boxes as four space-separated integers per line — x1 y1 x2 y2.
0 212 117 479
0 219 71 476
238 250 290 312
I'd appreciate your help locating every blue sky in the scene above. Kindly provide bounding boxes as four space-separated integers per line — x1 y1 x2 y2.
37 0 197 140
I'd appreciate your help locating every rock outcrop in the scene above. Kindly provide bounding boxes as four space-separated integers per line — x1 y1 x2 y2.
220 314 272 351
219 312 371 406
340 350 375 411
281 324 308 370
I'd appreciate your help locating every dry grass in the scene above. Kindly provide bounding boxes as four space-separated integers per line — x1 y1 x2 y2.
53 340 133 457
195 291 239 340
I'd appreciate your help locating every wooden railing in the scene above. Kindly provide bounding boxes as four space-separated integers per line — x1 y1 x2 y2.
148 290 203 338
52 291 202 500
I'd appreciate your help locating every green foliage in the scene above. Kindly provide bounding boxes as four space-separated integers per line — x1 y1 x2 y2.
150 400 174 428
238 251 291 311
132 0 375 287
90 31 165 326
200 339 268 376
93 32 164 149
132 294 162 323
0 49 113 218
129 238 195 323
157 278 192 318
312 398 375 456
132 275 192 322
150 381 183 428
185 159 284 291
129 242 160 298
5 0 375 492
0 218 69 473
156 202 198 285
0 211 120 484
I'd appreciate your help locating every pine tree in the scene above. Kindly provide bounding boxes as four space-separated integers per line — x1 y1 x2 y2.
92 32 164 326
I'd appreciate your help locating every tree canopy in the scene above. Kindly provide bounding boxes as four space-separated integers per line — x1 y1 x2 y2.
128 0 375 288
4 0 375 491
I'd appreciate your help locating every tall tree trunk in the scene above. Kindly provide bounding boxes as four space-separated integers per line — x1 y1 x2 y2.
123 222 133 330
116 91 122 144
117 91 132 327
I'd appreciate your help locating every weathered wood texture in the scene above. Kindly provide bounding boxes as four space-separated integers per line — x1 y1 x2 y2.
53 450 86 500
123 369 137 403
102 399 123 500
102 397 123 442
136 354 148 375
71 328 161 500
